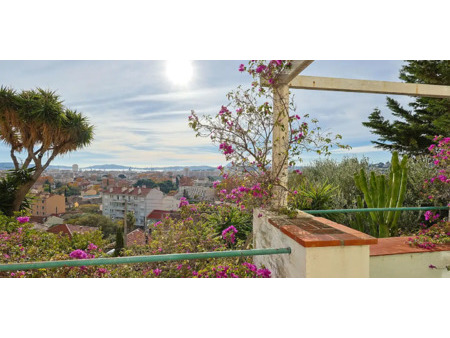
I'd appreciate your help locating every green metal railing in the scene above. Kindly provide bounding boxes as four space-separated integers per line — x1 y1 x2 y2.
303 206 448 215
0 247 291 272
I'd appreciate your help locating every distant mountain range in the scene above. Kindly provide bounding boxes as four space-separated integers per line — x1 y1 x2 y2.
0 162 72 170
84 164 218 171
0 162 217 171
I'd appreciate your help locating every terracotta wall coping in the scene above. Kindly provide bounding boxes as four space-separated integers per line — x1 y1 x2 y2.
267 214 377 248
370 237 450 256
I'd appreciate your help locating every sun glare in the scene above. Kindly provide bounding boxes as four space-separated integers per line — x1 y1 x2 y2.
166 60 194 85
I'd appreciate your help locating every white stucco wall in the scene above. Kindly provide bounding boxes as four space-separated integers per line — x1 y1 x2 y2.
253 209 307 277
370 251 450 278
253 209 370 278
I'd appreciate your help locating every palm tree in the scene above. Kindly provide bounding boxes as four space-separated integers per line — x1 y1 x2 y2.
0 86 94 215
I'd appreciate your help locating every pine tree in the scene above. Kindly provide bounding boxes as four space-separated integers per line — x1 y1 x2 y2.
362 60 449 155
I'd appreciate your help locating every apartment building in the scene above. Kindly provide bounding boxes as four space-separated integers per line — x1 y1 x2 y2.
31 193 66 217
102 187 179 227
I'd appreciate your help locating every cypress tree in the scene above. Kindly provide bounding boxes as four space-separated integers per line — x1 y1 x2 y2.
114 224 124 257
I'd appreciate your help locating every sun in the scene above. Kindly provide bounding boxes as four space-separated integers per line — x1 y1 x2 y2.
166 60 194 85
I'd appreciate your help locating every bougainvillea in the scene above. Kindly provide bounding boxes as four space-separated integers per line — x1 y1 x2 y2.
408 135 450 249
189 60 349 209
1 204 269 278
222 225 238 244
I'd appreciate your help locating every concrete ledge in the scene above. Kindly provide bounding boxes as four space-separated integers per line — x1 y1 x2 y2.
370 237 450 256
266 214 377 248
254 209 374 277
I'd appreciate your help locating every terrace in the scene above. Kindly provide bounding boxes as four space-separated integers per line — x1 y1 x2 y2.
1 60 449 278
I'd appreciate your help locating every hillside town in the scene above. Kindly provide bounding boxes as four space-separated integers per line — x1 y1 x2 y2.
0 164 221 241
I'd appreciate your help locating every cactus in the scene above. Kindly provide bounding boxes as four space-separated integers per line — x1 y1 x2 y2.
354 152 408 237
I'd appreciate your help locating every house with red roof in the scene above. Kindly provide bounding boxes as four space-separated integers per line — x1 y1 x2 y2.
47 224 98 239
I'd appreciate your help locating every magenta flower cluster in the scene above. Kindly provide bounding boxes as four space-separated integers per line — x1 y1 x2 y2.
424 210 440 221
69 249 88 259
16 216 30 224
179 197 189 207
219 142 234 155
243 262 271 278
222 225 238 244
215 175 269 210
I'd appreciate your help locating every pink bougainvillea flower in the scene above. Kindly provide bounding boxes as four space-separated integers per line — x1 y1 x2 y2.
238 64 245 72
16 216 30 224
222 225 238 244
69 249 88 259
97 268 109 275
153 269 162 276
219 142 234 155
87 243 98 251
179 197 189 207
429 264 437 269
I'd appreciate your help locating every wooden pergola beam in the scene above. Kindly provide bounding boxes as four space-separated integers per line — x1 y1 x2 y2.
289 75 450 98
278 60 314 84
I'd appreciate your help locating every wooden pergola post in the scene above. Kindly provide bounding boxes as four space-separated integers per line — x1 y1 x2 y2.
271 61 314 208
272 83 290 207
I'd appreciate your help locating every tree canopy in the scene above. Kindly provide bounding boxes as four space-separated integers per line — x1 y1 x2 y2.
362 60 450 156
0 87 94 214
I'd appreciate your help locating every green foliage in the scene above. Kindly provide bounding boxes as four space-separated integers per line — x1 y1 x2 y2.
363 60 450 155
63 185 81 196
134 179 157 188
0 214 107 278
77 204 100 214
353 152 408 237
287 155 446 236
0 86 94 213
126 211 136 230
288 178 338 211
158 180 177 194
0 207 268 278
133 178 176 194
114 225 124 257
204 205 253 242
288 157 369 223
66 213 118 238
0 168 35 216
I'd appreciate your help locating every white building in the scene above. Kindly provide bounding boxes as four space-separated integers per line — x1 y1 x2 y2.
72 164 79 172
178 185 215 201
102 187 179 227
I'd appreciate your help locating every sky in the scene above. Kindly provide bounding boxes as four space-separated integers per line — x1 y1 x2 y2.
0 60 414 168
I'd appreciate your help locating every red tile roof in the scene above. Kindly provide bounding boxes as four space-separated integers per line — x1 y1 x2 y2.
147 209 179 220
127 229 147 246
179 177 194 186
47 224 98 238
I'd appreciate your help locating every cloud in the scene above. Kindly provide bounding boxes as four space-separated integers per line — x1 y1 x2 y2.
332 145 381 154
0 60 407 167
